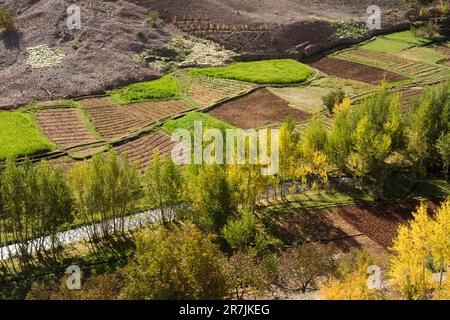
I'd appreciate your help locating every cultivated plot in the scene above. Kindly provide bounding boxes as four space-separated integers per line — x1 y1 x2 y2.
80 98 191 141
308 57 407 85
36 108 99 149
333 48 450 82
0 112 55 159
187 76 254 107
115 131 179 172
208 88 311 129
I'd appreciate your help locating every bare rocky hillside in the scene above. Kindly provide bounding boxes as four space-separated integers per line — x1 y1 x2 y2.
0 0 408 108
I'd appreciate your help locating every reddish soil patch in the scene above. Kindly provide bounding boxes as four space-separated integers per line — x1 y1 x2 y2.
308 57 408 85
80 98 191 141
36 108 98 149
208 88 311 129
334 200 439 248
188 83 225 107
264 200 441 256
115 131 182 172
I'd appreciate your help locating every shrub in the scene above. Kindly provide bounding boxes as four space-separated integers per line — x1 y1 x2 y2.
323 90 345 114
135 30 145 38
0 5 16 32
148 10 160 28
120 224 230 300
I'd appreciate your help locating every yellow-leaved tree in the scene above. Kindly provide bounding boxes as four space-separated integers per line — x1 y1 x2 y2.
389 199 450 300
430 199 450 295
320 249 384 300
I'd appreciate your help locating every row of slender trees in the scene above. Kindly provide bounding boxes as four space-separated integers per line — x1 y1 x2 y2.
278 81 449 197
0 81 448 281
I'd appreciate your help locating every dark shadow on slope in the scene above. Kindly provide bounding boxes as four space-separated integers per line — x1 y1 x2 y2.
1 30 22 49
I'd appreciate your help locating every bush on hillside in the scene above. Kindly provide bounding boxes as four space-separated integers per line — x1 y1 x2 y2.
323 90 345 114
0 5 16 32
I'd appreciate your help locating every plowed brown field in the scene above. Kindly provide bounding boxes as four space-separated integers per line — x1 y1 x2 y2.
80 98 191 141
208 88 311 129
36 108 98 149
115 131 181 172
308 57 407 85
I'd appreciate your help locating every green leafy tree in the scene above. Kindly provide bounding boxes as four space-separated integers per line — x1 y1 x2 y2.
326 85 404 195
120 223 229 300
278 243 337 293
183 164 235 233
68 151 141 242
407 81 450 175
143 152 183 225
222 211 257 251
436 133 450 180
323 90 345 115
326 97 354 174
0 160 73 273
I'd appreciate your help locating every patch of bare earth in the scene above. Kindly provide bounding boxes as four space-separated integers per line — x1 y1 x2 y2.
264 200 442 257
334 201 439 248
133 0 406 58
208 88 311 129
36 108 98 149
308 57 408 85
0 0 177 108
188 82 225 107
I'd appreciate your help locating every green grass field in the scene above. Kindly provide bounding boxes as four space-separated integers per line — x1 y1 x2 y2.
189 59 315 84
0 112 56 159
110 75 179 104
360 37 415 53
383 31 431 45
162 112 235 134
360 31 433 54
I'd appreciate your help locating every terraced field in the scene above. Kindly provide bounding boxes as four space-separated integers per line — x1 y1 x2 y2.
397 86 424 112
208 88 312 129
332 48 450 83
36 108 99 149
80 98 191 141
308 57 407 85
115 131 181 172
436 43 450 66
187 76 254 107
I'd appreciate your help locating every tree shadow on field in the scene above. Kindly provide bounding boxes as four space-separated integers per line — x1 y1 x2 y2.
1 30 21 49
